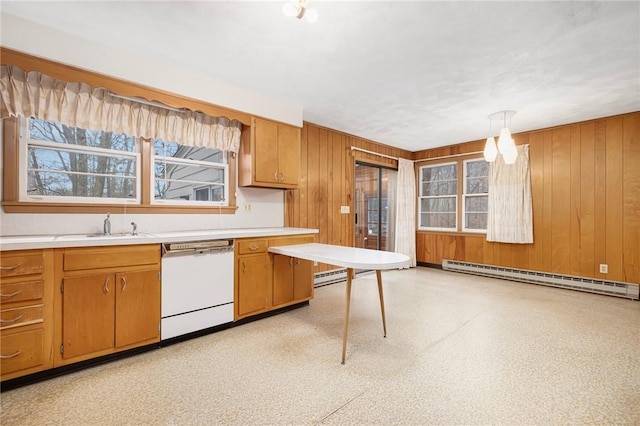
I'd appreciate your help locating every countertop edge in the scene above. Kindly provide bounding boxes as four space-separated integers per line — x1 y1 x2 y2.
0 227 320 251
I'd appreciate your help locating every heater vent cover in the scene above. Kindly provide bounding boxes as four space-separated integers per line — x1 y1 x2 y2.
442 259 639 300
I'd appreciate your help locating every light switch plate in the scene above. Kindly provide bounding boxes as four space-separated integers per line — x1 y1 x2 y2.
340 206 350 214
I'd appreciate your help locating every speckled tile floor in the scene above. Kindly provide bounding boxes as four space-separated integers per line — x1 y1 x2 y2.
2 267 639 425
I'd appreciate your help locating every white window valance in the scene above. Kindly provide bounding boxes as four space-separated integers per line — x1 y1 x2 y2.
0 65 242 152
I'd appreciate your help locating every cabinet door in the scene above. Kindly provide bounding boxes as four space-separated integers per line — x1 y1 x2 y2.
293 258 313 300
237 255 270 317
277 124 300 185
254 118 279 184
115 270 160 348
62 273 115 359
273 255 294 306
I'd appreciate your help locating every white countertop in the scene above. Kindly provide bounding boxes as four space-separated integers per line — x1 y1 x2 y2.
268 243 411 270
0 227 319 251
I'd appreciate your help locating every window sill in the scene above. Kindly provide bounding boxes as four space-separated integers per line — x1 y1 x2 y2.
1 201 238 215
417 229 487 238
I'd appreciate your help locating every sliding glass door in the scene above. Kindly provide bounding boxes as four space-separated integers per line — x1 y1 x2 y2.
354 162 397 251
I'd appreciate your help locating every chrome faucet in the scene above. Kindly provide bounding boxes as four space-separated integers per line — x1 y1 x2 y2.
130 221 138 236
103 213 111 236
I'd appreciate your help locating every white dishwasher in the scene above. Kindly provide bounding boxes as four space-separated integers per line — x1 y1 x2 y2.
161 239 234 340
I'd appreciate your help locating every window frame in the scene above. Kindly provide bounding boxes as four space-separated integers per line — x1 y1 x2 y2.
462 158 489 233
418 161 458 232
151 140 229 207
2 117 238 214
416 155 488 234
19 117 142 205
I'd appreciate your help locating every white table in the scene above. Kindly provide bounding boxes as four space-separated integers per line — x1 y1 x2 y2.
268 243 411 364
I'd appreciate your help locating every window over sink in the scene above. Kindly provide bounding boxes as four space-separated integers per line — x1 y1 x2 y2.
6 116 235 213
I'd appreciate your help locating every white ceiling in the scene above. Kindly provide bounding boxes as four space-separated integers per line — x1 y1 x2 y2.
2 1 639 152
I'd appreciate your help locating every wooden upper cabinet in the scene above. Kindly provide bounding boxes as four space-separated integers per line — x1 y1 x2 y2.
238 117 300 189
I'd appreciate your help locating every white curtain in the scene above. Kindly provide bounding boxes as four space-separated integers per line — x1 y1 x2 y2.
486 144 533 243
0 65 242 152
394 158 417 267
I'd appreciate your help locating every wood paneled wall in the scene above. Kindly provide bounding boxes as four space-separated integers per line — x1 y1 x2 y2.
413 112 640 284
285 123 411 272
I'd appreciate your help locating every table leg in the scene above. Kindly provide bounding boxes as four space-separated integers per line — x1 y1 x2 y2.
376 269 387 338
341 267 354 364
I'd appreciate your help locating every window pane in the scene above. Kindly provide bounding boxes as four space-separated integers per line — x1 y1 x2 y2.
28 171 136 198
421 164 456 182
419 163 458 230
466 177 488 194
463 160 488 231
465 213 487 230
422 179 457 196
420 212 456 228
465 195 488 211
25 119 138 202
421 197 456 213
466 160 489 178
154 140 224 163
28 147 136 178
29 119 136 152
154 140 227 204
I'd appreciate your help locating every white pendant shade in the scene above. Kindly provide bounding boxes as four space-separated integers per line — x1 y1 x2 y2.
282 1 297 17
502 144 518 164
497 127 513 154
305 8 318 22
483 136 498 162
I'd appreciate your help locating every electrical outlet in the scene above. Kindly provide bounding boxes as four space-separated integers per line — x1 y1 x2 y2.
244 203 251 212
599 264 608 274
340 206 350 214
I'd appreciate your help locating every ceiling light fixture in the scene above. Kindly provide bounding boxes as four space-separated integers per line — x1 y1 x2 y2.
483 110 518 164
282 0 318 23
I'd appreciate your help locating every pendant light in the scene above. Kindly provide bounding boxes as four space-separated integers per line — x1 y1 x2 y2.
484 110 518 164
283 0 318 22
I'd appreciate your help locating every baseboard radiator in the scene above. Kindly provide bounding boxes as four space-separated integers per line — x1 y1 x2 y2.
314 268 373 287
442 259 640 300
314 268 347 287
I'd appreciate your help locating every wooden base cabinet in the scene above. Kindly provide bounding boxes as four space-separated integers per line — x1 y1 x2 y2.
235 235 315 320
0 249 54 381
235 239 271 318
272 255 313 306
55 245 161 365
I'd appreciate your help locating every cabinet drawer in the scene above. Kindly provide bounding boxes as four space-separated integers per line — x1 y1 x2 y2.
1 329 44 375
0 252 43 278
64 245 160 271
0 280 44 305
1 304 44 330
237 239 268 255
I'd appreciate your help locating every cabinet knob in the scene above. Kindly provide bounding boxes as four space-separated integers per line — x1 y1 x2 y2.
279 172 284 182
121 276 127 292
0 290 21 298
0 350 21 359
104 277 110 293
